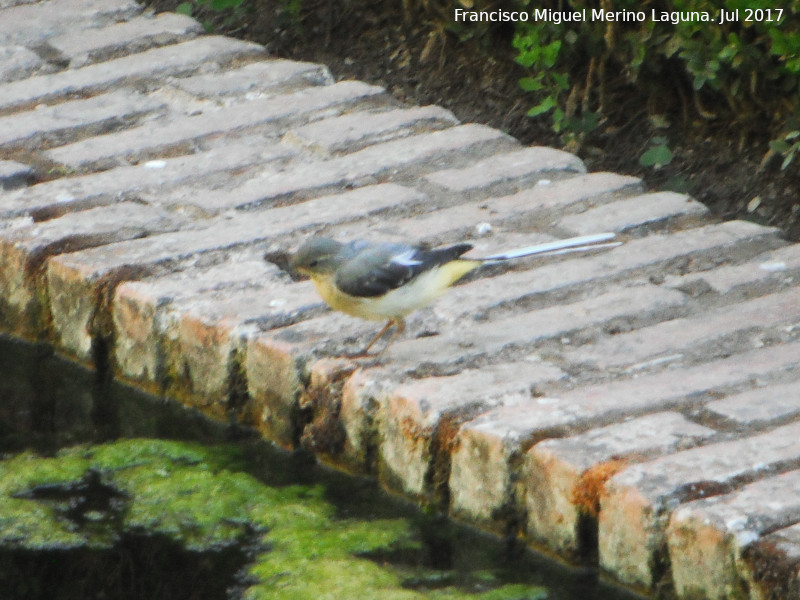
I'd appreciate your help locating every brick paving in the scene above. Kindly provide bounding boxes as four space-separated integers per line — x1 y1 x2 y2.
1 2 799 598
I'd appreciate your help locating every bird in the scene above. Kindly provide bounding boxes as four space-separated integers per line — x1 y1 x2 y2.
290 232 620 355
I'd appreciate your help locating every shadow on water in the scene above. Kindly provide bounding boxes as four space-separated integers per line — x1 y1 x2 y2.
0 335 645 600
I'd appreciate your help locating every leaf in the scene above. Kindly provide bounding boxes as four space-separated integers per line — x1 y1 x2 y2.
769 140 790 153
639 143 673 168
552 72 570 90
542 41 562 68
176 1 193 15
519 77 543 92
527 96 556 117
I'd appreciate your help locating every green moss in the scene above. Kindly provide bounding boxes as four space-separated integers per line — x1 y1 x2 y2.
60 438 238 471
0 453 91 549
1 440 547 598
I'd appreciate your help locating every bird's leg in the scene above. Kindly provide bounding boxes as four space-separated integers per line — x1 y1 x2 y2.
375 318 405 355
362 320 397 355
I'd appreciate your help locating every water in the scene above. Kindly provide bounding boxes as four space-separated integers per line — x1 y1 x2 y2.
0 335 645 600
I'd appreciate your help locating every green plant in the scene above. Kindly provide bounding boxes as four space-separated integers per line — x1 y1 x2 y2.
511 0 800 160
639 137 674 169
769 129 800 170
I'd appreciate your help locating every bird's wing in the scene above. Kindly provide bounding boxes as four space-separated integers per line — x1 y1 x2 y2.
335 243 473 298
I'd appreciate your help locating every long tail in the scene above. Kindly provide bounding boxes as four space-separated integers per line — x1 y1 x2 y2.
479 232 620 261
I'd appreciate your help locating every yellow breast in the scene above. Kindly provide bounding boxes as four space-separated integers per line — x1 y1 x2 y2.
309 259 479 321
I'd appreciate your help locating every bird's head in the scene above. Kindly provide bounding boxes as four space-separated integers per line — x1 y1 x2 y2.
290 237 345 277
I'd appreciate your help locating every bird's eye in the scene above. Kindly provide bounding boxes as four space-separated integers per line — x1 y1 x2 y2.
308 259 319 268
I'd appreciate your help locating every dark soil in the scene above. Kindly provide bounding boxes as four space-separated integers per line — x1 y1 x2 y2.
149 0 800 241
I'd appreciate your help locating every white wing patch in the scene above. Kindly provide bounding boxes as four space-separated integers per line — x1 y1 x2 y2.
390 249 423 267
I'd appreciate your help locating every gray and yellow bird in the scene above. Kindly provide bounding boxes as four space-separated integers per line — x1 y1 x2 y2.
290 233 618 354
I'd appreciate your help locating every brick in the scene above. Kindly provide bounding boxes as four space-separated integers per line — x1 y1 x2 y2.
245 334 305 448
434 220 782 319
0 0 141 45
388 284 687 367
153 281 321 405
424 146 586 191
599 421 800 589
741 522 800 600
266 310 379 359
422 340 800 518
521 412 714 556
0 36 264 110
568 287 800 372
376 362 565 498
172 59 331 98
338 367 388 471
46 184 422 360
0 160 31 190
383 172 639 244
206 172 635 253
0 89 166 148
158 293 259 411
48 13 203 67
664 243 800 297
282 105 458 155
46 80 384 169
6 141 292 220
667 469 800 600
112 256 289 386
0 45 44 82
261 172 634 260
258 280 684 371
704 379 800 426
0 203 184 337
154 124 511 212
557 191 708 235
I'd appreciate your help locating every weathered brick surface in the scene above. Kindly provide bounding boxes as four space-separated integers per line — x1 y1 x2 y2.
704 379 800 426
433 220 782 320
664 242 800 297
522 413 714 556
1 3 800 598
667 469 800 600
0 89 166 148
283 105 459 155
244 334 304 448
384 172 639 244
48 12 203 67
376 362 565 498
0 203 185 337
741 522 800 600
158 123 512 212
424 146 586 191
0 160 31 190
46 80 385 169
425 342 800 526
7 141 292 219
0 0 141 45
47 184 422 360
388 284 687 367
568 287 800 371
151 280 321 406
0 36 264 110
0 45 44 82
171 60 331 98
600 419 800 589
111 256 299 387
557 191 708 235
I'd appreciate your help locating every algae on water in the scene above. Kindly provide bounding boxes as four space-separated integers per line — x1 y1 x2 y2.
0 439 546 599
